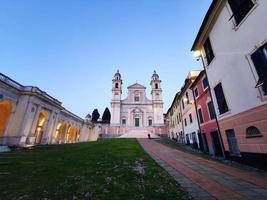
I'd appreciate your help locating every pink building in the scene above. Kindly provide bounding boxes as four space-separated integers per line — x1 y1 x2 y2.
192 0 267 169
191 71 224 157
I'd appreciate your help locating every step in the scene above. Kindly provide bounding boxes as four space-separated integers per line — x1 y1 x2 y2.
119 130 160 138
0 146 11 153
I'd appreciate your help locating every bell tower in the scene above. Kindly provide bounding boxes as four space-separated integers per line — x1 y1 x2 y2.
150 70 164 125
110 70 122 125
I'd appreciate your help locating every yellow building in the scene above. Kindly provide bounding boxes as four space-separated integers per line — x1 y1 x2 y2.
166 92 183 143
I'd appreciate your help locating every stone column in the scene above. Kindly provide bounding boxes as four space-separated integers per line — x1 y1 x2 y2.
48 114 59 144
21 103 42 145
29 105 42 137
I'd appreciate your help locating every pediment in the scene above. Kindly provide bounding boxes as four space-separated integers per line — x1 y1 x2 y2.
127 83 146 89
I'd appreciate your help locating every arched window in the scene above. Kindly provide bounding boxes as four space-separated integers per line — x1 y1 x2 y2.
155 83 158 89
246 126 262 138
115 83 119 88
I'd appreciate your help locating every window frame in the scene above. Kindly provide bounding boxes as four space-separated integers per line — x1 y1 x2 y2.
202 76 209 91
189 113 193 124
207 100 216 120
186 92 190 104
184 118 187 127
203 37 215 66
248 41 267 98
134 96 140 102
197 108 204 124
194 87 199 98
214 82 229 115
227 0 256 27
148 119 153 126
122 119 126 126
246 126 263 138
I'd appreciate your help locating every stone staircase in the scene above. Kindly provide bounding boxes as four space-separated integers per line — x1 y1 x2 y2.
119 129 160 138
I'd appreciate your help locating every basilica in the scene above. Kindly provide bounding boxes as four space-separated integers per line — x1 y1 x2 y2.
100 70 166 138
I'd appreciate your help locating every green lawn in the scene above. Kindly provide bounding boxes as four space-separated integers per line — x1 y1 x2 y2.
0 139 192 200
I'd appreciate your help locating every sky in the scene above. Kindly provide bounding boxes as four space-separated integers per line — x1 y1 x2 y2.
0 0 212 118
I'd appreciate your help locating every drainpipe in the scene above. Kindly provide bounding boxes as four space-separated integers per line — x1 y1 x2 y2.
200 55 226 158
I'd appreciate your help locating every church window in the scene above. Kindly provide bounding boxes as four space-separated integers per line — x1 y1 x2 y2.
122 119 126 125
115 83 119 88
148 119 152 126
134 96 140 102
155 83 158 89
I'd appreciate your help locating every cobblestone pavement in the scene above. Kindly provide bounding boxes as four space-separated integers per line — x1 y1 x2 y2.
138 139 267 200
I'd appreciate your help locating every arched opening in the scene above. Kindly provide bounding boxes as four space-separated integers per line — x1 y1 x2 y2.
34 111 48 144
155 83 158 89
115 83 119 88
0 100 12 138
246 126 262 138
68 126 78 143
54 122 62 142
58 123 68 143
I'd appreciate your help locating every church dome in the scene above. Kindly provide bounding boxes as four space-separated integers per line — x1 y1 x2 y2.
152 70 159 80
114 70 121 80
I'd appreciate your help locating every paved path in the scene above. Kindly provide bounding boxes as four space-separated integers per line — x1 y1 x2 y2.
138 139 267 200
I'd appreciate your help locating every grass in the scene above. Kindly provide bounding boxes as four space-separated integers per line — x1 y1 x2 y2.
0 139 192 200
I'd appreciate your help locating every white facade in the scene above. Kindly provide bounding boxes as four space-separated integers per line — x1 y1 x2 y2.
167 92 183 142
192 0 267 160
180 71 201 146
110 70 164 128
198 0 267 120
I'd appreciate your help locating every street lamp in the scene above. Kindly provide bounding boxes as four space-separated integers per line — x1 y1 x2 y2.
192 48 226 158
193 50 202 61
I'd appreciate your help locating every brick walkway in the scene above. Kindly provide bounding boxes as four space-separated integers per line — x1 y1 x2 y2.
138 139 267 200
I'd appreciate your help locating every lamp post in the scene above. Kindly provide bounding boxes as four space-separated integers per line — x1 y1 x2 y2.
193 50 226 158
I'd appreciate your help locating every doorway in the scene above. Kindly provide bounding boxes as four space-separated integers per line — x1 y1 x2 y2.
198 131 204 151
211 131 224 157
226 129 240 156
135 118 140 127
202 133 209 153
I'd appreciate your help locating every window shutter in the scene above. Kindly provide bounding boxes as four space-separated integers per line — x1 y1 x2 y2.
251 50 267 80
251 47 267 95
214 83 228 114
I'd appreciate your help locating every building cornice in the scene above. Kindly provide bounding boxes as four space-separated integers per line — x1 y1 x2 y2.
191 0 227 51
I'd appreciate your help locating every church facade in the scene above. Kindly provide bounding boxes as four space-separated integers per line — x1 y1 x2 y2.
101 70 167 138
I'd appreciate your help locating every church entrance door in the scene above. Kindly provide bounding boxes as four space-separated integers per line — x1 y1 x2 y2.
135 118 140 127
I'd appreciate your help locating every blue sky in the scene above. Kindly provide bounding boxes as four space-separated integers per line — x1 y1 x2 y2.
0 0 212 118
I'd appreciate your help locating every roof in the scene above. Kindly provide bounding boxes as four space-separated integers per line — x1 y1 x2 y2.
127 83 146 89
190 70 205 89
191 0 225 51
167 91 181 115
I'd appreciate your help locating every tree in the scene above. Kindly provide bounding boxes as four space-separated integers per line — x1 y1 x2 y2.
92 109 100 122
102 107 111 123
